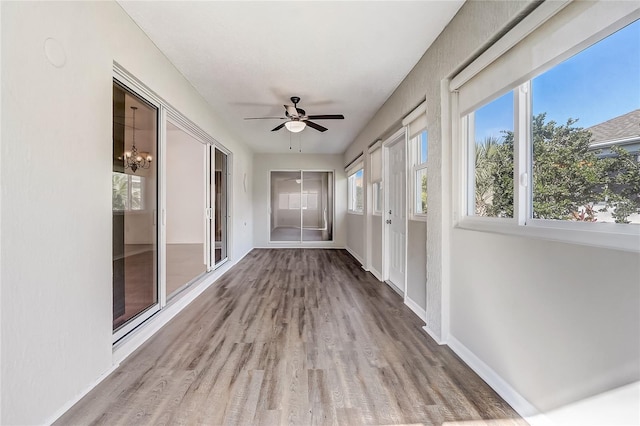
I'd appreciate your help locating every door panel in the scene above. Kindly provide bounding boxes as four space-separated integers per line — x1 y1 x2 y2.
112 81 159 336
302 171 334 242
387 139 406 291
165 122 208 299
213 148 228 265
270 171 302 242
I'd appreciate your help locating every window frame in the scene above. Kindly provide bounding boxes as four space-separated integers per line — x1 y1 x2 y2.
368 143 383 217
347 165 364 215
451 1 640 252
410 130 428 221
112 172 146 212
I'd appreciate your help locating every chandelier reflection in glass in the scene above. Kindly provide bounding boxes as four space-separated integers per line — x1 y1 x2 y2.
123 106 152 173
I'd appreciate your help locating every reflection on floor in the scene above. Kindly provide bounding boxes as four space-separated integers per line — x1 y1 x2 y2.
166 243 207 297
270 226 331 241
113 246 155 331
113 244 208 330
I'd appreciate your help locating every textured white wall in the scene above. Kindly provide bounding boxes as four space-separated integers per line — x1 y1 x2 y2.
346 214 365 262
407 220 426 310
344 0 533 341
451 230 640 412
252 153 346 248
370 215 383 277
343 0 640 416
0 2 253 424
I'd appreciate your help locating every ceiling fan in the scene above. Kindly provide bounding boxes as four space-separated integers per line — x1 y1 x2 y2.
244 96 344 133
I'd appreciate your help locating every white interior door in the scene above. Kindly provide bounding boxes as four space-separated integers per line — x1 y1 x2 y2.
385 137 406 293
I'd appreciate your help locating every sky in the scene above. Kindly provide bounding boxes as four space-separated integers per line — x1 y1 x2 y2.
474 19 640 142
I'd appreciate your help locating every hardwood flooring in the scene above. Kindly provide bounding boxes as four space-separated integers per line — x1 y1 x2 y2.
58 249 526 426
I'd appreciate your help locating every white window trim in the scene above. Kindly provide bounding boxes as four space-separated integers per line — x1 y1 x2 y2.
368 141 383 217
451 1 640 253
347 162 364 215
410 132 428 222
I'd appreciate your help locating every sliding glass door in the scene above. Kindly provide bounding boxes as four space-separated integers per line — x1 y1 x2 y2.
213 148 228 265
112 81 160 337
113 72 231 342
270 170 334 242
165 121 208 300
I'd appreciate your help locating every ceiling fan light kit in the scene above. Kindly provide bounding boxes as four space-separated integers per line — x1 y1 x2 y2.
284 121 306 133
244 96 344 133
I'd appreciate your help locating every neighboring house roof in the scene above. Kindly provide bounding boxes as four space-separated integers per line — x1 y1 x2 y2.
587 109 640 148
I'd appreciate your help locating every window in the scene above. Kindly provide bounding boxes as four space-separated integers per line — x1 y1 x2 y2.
404 101 428 220
372 182 383 214
370 145 383 215
411 130 429 217
465 92 514 218
112 172 145 211
453 1 639 251
531 21 640 224
348 168 364 213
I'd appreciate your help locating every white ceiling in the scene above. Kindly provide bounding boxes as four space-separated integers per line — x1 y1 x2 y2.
118 1 464 154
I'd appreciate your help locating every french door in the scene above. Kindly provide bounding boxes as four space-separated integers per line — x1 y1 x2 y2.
112 76 229 342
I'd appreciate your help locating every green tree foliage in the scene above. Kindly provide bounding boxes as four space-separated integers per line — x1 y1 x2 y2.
474 135 513 217
530 114 604 220
603 146 640 223
474 113 640 223
421 173 427 214
112 173 128 210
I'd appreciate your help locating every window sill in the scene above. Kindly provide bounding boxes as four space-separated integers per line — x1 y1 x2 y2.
456 217 640 253
347 210 364 216
410 214 428 222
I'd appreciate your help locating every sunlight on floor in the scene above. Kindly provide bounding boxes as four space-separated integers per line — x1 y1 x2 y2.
527 381 640 426
442 420 528 425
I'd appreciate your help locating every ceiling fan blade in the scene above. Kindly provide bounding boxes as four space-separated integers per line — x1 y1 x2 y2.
285 105 299 118
244 117 286 120
305 121 328 132
306 114 344 120
271 122 286 132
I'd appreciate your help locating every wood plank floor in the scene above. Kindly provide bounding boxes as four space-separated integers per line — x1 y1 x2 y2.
57 249 526 426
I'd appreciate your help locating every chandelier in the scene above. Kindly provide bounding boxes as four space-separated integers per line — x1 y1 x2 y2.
123 106 152 173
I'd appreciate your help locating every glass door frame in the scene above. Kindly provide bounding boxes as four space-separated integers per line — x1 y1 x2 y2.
112 76 163 343
211 146 231 269
268 169 335 244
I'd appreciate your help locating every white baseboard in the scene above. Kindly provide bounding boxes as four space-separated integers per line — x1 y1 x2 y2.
48 257 240 425
113 260 235 364
254 245 345 250
404 296 426 322
369 267 383 281
345 246 364 266
45 362 120 425
447 335 542 420
422 325 445 345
